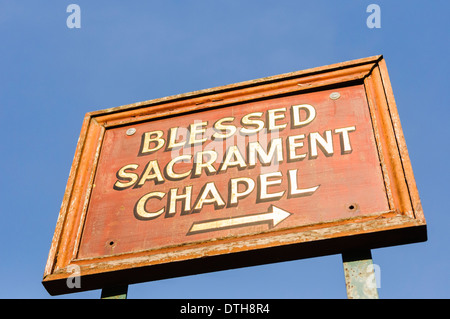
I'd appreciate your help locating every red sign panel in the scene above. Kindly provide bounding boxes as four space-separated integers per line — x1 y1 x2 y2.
79 84 387 258
43 56 426 295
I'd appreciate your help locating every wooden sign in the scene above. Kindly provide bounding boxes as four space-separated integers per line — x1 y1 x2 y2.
42 56 426 295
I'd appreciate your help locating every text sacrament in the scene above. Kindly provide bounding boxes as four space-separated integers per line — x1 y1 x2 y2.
113 104 356 221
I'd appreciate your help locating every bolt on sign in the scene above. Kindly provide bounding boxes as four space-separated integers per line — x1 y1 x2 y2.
43 56 426 295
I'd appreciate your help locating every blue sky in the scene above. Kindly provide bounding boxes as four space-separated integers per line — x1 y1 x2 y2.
0 1 449 299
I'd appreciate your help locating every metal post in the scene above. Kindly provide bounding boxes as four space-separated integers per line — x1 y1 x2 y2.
101 285 128 299
342 250 379 299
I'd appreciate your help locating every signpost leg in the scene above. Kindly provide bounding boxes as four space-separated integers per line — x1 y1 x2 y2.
101 285 128 299
342 250 379 299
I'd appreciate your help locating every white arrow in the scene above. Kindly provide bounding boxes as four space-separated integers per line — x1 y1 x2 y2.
187 205 292 235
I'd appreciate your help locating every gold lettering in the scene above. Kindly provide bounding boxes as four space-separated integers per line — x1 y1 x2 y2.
165 155 192 180
287 134 306 161
258 171 285 201
291 104 316 128
193 150 217 177
267 108 287 131
248 138 283 167
189 121 208 145
334 126 356 154
139 131 165 155
194 182 226 211
309 130 334 158
220 146 247 172
135 191 165 219
167 186 192 216
167 127 187 150
229 177 255 206
137 160 164 187
113 164 139 190
212 117 236 139
240 112 264 135
288 169 319 197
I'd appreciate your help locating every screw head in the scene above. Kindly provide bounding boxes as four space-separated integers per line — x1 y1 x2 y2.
126 128 136 136
330 92 341 100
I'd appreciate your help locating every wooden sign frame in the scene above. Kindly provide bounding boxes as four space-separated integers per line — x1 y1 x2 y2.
42 55 426 295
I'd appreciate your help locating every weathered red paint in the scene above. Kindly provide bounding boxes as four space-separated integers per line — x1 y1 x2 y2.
79 84 387 259
42 56 426 295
